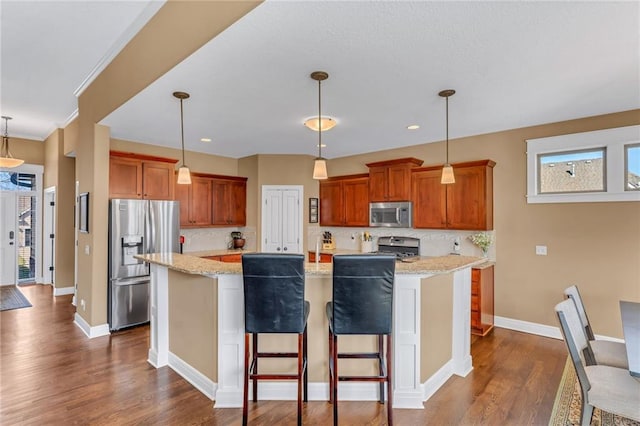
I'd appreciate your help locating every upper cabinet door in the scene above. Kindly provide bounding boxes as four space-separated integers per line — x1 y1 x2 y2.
446 163 494 230
368 167 388 202
367 158 423 202
189 177 213 227
343 177 370 226
142 161 175 200
412 160 495 230
319 180 345 226
109 151 178 200
412 168 447 229
109 157 142 199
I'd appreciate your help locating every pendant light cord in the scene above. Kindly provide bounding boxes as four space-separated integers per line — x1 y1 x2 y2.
2 116 10 157
445 95 449 164
180 99 186 166
318 78 322 159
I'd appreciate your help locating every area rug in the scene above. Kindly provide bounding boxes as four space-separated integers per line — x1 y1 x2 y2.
0 286 32 311
549 357 640 426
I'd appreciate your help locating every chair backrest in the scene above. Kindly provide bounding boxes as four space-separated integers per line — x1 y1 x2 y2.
242 253 306 334
564 285 595 340
555 298 592 402
331 254 396 335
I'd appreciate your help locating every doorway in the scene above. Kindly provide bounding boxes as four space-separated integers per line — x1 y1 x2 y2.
0 166 43 286
261 186 303 254
43 187 56 285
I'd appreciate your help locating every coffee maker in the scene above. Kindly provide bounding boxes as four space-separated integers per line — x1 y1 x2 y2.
230 231 245 249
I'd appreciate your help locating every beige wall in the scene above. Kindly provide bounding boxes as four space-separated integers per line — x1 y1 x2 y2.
73 1 260 327
110 138 238 176
328 109 640 338
8 137 44 165
43 128 76 288
421 274 453 381
169 270 217 381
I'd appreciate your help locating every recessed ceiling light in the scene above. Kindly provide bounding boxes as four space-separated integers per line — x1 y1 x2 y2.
407 125 420 130
200 138 212 142
304 116 337 132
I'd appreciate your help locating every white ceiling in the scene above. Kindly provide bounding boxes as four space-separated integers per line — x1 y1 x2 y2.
2 1 639 160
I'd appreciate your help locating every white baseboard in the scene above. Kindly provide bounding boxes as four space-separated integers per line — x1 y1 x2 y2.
168 352 217 400
422 359 454 403
53 286 74 296
495 315 562 339
73 313 110 339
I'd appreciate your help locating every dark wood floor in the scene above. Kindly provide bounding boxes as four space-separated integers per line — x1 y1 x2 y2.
1 284 567 425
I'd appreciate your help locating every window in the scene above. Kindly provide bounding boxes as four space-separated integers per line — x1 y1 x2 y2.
527 125 640 203
625 143 640 191
0 172 36 191
538 148 606 194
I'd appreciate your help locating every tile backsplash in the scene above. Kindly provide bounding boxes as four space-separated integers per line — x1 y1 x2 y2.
180 226 256 253
307 226 496 260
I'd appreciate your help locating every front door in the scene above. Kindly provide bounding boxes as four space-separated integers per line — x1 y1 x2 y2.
261 186 302 254
0 192 17 285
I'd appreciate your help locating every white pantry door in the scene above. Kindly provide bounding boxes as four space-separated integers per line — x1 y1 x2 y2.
0 192 17 285
261 186 302 254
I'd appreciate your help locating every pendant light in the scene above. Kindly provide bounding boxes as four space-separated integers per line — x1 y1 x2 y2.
311 71 329 180
439 89 456 184
0 116 24 168
173 91 191 185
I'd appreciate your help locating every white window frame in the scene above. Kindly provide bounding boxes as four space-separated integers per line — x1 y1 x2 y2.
526 125 640 203
625 143 640 191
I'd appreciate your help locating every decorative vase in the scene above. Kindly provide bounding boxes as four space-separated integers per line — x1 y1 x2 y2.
481 248 488 258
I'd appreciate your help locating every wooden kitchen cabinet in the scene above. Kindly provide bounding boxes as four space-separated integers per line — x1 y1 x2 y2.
319 174 369 227
202 253 243 263
308 252 333 263
471 264 494 336
412 160 495 230
367 157 423 202
109 151 177 200
175 176 212 227
211 178 247 226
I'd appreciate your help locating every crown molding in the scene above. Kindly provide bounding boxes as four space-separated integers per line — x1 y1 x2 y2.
73 1 166 98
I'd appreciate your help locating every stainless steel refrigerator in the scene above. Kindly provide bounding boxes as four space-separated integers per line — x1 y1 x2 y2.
108 199 179 331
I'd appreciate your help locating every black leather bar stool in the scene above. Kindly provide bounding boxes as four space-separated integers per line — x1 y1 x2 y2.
326 254 396 426
241 253 309 426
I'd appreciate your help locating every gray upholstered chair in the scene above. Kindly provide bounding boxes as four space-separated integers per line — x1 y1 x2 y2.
242 253 309 426
564 285 629 369
555 299 640 426
326 254 396 426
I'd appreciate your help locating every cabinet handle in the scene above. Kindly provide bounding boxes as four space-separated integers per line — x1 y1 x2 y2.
276 247 281 251
283 247 288 251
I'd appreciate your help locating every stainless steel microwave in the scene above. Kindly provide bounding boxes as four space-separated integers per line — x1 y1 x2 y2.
369 202 412 228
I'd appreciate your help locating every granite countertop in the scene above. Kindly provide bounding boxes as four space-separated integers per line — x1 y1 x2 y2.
186 249 254 257
136 253 485 277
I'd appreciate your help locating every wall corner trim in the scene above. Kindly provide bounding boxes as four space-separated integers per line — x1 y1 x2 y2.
73 313 110 339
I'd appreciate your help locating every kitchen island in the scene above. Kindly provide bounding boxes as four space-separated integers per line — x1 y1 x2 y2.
137 252 485 409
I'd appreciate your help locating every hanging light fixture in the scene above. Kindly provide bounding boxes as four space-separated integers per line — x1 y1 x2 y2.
439 89 456 184
0 116 24 168
173 91 191 185
311 71 329 180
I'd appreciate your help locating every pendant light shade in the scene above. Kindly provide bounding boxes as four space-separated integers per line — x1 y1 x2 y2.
439 89 456 184
313 158 328 180
173 91 191 185
0 116 24 168
311 71 329 180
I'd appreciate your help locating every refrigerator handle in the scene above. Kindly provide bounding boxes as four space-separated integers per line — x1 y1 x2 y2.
145 204 153 255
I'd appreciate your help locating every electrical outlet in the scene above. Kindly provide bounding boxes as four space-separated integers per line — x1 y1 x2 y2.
535 245 547 256
84 245 90 255
80 299 86 311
